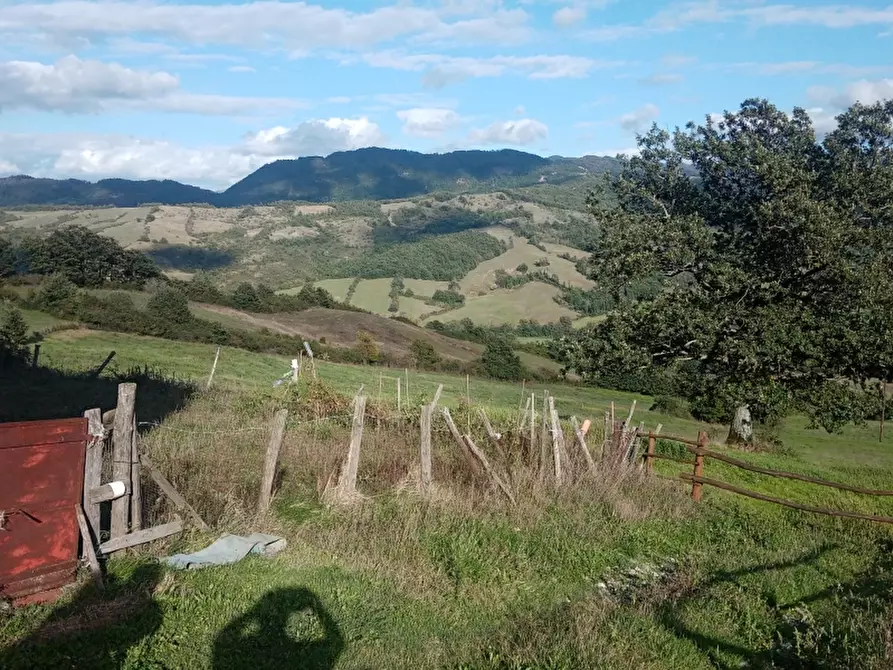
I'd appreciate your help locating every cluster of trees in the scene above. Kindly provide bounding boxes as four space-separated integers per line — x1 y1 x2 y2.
557 98 893 437
431 289 465 307
3 225 160 287
336 231 505 281
173 274 343 314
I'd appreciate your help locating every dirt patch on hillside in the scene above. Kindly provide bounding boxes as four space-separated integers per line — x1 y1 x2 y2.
195 305 483 362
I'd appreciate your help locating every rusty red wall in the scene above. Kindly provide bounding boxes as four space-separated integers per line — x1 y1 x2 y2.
0 418 87 604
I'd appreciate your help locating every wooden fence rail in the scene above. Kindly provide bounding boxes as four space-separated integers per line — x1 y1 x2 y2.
644 430 893 524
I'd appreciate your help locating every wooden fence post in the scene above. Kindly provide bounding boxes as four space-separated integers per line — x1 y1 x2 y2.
337 391 367 494
570 416 595 471
130 413 142 532
111 383 136 538
397 377 402 414
91 350 117 379
257 409 288 517
538 392 550 479
441 407 483 477
31 344 40 368
692 431 707 502
207 346 221 390
83 408 104 540
548 397 565 487
420 404 433 494
74 505 103 589
646 431 656 473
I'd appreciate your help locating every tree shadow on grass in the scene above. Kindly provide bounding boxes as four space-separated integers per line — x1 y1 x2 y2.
655 541 893 669
213 587 345 670
0 359 194 424
0 562 164 670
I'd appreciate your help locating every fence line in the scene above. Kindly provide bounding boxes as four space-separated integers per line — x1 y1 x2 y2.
645 431 893 525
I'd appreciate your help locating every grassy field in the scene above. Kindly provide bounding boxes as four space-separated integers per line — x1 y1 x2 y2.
424 282 576 326
3 329 893 669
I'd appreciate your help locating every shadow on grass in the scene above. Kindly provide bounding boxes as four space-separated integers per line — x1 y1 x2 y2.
655 541 893 669
0 563 164 670
0 359 195 424
212 587 344 670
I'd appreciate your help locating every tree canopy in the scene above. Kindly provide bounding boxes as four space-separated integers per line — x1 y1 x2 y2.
557 98 893 432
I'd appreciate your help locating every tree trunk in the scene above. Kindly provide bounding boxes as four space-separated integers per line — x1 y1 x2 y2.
726 405 753 446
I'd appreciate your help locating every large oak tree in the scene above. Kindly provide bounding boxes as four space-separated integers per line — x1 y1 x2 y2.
557 98 893 438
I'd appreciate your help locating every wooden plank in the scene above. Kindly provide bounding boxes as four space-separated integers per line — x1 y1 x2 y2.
110 383 135 539
83 409 104 538
570 416 595 471
420 404 433 493
549 405 563 487
130 413 142 532
441 407 483 477
99 519 183 554
463 435 516 505
90 350 116 379
140 455 209 531
337 392 366 493
74 504 103 589
257 409 288 517
0 417 87 449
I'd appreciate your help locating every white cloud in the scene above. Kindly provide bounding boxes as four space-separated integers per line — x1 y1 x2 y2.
227 65 256 73
0 116 389 189
468 118 548 146
808 78 893 108
0 56 304 115
0 0 531 52
397 108 461 137
350 51 621 88
241 117 387 157
660 53 696 68
514 105 526 115
553 6 587 27
619 103 660 132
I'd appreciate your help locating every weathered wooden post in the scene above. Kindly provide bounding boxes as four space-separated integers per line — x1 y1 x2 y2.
83 408 104 539
207 345 221 390
257 408 288 517
31 344 40 368
692 431 707 502
91 350 117 379
441 407 483 477
570 416 595 471
111 383 136 538
420 404 433 494
397 377 402 414
130 413 142 532
646 431 656 473
337 391 367 495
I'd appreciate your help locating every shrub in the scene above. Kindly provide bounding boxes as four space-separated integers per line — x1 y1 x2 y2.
516 263 528 273
354 330 380 364
431 289 465 307
147 287 193 325
409 339 441 368
0 304 30 358
649 395 692 419
480 339 525 380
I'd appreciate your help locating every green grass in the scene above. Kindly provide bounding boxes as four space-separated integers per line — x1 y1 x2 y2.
19 308 70 333
424 282 576 326
5 328 893 669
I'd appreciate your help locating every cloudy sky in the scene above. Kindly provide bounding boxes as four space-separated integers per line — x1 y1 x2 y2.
0 0 890 190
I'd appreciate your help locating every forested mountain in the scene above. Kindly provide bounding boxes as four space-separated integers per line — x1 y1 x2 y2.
0 148 625 207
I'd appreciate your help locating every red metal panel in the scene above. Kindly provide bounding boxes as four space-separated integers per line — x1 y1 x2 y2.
0 417 87 604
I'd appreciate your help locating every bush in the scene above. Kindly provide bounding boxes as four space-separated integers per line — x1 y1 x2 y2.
354 330 380 364
409 339 441 368
0 304 30 358
649 395 692 419
147 287 193 325
480 339 525 381
431 289 465 307
516 263 528 273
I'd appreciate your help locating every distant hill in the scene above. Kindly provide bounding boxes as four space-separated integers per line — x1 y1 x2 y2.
0 148 625 208
0 175 218 208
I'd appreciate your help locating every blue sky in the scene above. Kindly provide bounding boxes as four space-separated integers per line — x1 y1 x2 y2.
0 0 890 189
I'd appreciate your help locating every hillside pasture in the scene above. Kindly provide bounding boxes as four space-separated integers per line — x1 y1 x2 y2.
426 282 576 326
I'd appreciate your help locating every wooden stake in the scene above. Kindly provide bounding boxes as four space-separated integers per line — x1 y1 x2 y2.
130 413 142 532
570 416 595 471
441 407 483 477
420 404 433 493
610 401 615 426
431 384 444 409
529 393 535 460
111 383 136 539
463 435 516 505
405 368 410 401
881 380 887 443
465 374 471 434
397 377 402 413
257 409 288 517
646 431 656 473
83 408 104 539
548 398 564 487
141 455 209 531
74 505 103 589
601 411 610 460
692 431 707 502
31 344 40 368
206 345 221 390
91 350 117 379
337 391 367 493
539 392 550 478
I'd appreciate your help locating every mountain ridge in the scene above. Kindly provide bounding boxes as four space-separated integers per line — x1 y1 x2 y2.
0 147 624 208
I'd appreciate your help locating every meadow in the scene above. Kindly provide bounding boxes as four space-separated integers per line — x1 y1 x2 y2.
3 328 893 668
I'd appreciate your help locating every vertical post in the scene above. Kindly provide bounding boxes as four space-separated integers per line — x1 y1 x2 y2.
881 380 887 443
420 404 433 494
529 392 535 461
338 392 367 493
397 377 402 414
610 401 615 426
31 343 40 368
291 358 299 384
83 408 104 539
692 431 707 502
539 392 550 478
404 368 410 401
646 431 656 473
465 374 471 434
299 351 304 379
601 411 610 460
257 409 288 517
377 372 383 430
130 413 142 532
111 383 136 538
549 405 563 487
206 345 221 390
571 416 595 471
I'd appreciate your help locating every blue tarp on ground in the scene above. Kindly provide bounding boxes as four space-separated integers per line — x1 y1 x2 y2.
165 533 286 570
